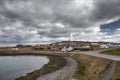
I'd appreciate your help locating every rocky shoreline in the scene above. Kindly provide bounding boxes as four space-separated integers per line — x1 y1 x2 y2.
0 52 67 80
15 56 67 80
0 51 114 80
36 57 77 80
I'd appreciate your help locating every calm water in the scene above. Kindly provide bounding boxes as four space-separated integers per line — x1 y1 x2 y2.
0 56 49 80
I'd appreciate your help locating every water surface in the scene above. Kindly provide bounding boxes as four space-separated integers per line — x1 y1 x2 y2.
0 56 49 80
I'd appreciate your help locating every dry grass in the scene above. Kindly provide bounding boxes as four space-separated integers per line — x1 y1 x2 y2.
72 54 112 80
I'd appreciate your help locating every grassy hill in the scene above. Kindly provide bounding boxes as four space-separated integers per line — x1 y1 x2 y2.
101 48 120 56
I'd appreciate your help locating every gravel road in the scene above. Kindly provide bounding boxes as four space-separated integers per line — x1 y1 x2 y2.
101 61 116 80
79 50 120 61
36 57 77 80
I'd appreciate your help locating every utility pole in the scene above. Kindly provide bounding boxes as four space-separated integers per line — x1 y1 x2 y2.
69 33 72 46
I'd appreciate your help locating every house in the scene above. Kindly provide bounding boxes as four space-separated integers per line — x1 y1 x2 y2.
51 47 60 51
108 43 120 48
100 44 109 48
91 42 99 46
81 45 90 48
11 48 19 51
67 46 73 52
61 46 73 52
73 45 91 51
61 46 67 52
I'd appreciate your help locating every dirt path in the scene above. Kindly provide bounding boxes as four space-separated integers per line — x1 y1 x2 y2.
101 61 116 80
36 57 77 80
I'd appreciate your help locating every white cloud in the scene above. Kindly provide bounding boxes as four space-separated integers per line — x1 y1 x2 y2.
71 0 94 15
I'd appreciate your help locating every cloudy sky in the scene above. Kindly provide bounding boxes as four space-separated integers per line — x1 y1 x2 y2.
0 0 120 46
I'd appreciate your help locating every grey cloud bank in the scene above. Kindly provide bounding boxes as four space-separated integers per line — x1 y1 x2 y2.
0 0 120 46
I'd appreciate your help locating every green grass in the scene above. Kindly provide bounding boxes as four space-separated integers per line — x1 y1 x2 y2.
74 62 86 79
76 62 85 76
73 56 86 79
101 48 120 56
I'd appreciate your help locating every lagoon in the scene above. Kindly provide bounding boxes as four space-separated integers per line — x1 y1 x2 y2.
0 56 49 80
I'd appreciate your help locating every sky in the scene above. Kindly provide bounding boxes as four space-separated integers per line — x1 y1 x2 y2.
0 0 120 46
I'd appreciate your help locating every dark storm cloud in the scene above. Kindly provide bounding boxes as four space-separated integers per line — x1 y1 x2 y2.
0 0 93 28
39 28 72 38
1 0 120 27
92 0 120 21
0 0 120 46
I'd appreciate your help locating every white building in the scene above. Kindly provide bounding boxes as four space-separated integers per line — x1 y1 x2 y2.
61 46 67 52
107 43 120 48
81 45 91 48
61 46 73 52
11 48 19 51
67 46 73 52
100 44 109 48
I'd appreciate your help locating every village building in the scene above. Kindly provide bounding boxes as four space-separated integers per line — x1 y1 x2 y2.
67 46 73 52
90 42 99 46
61 46 67 52
73 45 91 51
100 44 109 48
107 43 120 48
61 46 73 52
11 48 19 51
